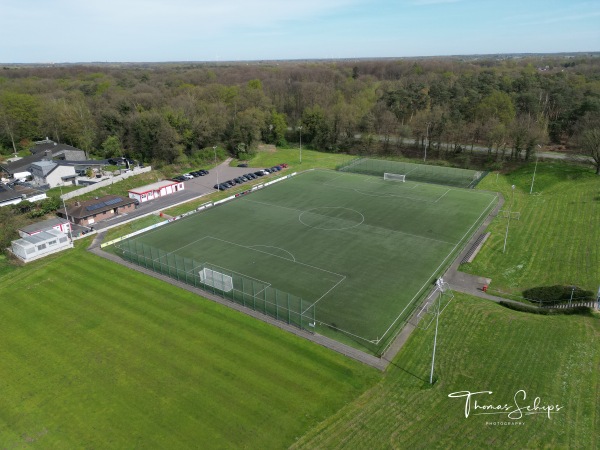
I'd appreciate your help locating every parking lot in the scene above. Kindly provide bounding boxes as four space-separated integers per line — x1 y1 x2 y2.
90 159 286 232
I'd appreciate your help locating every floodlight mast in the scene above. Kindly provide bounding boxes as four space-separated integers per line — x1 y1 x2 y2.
502 185 516 253
530 145 541 194
429 286 441 385
213 146 219 188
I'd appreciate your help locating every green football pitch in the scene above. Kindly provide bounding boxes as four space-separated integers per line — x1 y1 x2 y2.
116 169 497 351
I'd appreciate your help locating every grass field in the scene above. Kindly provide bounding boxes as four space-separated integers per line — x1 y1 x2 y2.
464 161 600 298
294 294 600 449
114 169 497 351
0 242 377 448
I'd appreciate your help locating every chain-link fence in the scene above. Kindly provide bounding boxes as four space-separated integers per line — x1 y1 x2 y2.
114 239 316 331
338 157 487 188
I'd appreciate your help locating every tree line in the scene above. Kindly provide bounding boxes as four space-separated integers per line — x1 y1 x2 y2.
1 55 599 171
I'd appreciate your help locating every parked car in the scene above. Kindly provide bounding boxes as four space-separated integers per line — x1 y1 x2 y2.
254 171 265 177
172 176 186 182
270 166 281 172
190 171 201 177
280 163 288 168
245 173 256 180
198 169 209 176
182 173 194 180
237 163 248 168
214 183 228 191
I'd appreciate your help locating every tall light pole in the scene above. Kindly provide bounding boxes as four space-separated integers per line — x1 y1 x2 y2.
59 185 73 243
424 122 431 162
530 145 541 194
503 185 516 253
213 146 219 188
298 126 303 164
429 289 441 385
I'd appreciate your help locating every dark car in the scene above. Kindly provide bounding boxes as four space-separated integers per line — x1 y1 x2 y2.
270 166 281 172
263 168 272 174
234 177 245 184
245 173 256 180
214 183 228 191
237 163 248 168
225 180 236 187
172 176 186 182
254 171 265 177
198 169 209 176
189 171 201 177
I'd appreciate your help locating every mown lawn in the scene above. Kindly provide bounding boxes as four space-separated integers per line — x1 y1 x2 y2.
0 243 378 448
465 161 600 297
295 294 600 449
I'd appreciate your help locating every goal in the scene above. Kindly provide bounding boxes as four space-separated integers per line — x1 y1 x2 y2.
199 267 234 292
383 173 406 182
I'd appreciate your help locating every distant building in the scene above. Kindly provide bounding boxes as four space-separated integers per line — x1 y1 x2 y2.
18 217 71 237
11 228 72 263
57 194 137 226
29 160 77 188
0 183 47 207
0 139 86 179
128 180 184 203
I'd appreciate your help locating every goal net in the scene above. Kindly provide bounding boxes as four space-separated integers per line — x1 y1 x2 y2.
383 173 406 182
199 267 234 292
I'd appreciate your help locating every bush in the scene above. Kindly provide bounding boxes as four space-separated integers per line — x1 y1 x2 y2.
522 285 594 305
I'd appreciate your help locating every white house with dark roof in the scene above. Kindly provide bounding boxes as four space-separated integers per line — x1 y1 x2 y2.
30 160 77 188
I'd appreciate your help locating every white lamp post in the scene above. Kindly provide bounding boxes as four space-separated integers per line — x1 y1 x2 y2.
530 145 541 194
424 122 430 162
503 185 516 253
213 146 219 188
298 126 303 164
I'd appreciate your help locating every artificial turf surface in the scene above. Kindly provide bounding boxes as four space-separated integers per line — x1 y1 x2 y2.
115 169 498 351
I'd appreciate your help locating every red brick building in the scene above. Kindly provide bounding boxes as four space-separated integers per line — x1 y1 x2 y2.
58 194 137 226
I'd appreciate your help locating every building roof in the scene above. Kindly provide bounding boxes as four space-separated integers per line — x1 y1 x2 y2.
30 140 82 155
128 179 181 194
0 183 23 203
20 217 69 234
31 160 58 176
61 194 136 219
13 228 65 247
0 141 86 175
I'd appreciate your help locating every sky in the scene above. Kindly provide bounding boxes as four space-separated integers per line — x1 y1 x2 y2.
2 0 599 63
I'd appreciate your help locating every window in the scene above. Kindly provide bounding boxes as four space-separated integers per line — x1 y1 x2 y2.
37 244 46 251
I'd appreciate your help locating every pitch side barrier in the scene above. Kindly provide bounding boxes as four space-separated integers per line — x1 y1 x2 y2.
101 174 297 248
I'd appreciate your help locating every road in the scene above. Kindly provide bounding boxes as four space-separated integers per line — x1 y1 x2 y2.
353 134 592 162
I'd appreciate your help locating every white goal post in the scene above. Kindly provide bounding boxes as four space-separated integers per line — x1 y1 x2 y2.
383 173 406 182
199 267 234 292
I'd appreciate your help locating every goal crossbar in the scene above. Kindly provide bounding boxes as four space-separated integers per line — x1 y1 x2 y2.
383 173 406 182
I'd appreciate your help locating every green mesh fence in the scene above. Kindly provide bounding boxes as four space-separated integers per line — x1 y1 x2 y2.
338 157 487 188
114 239 315 332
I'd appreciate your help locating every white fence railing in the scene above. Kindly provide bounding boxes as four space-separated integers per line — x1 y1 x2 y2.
61 166 152 200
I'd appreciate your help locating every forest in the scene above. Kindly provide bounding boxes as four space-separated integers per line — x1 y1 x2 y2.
1 54 599 171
